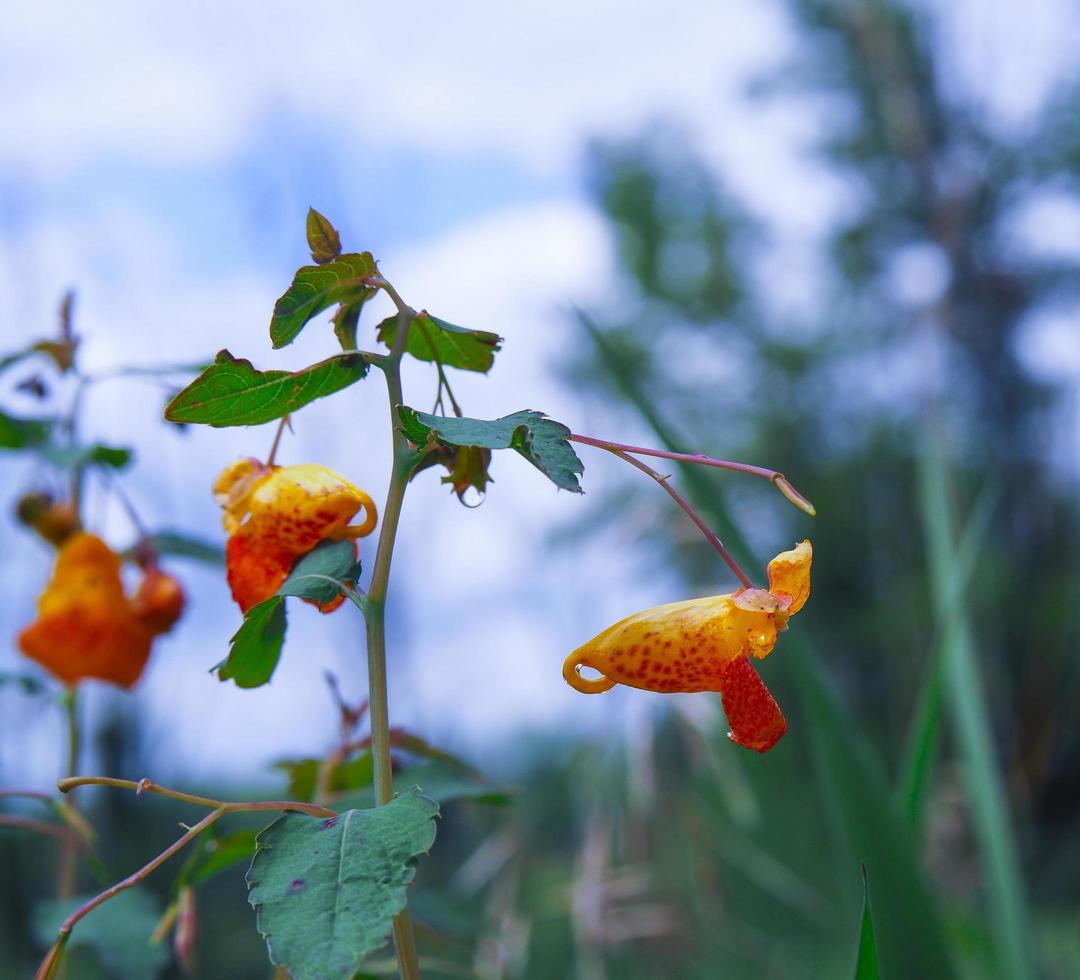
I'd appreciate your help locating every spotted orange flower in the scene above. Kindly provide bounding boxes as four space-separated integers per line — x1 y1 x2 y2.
213 459 378 614
564 540 811 752
18 533 185 688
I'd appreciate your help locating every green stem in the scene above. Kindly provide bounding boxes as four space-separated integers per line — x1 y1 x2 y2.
58 687 80 899
364 287 422 980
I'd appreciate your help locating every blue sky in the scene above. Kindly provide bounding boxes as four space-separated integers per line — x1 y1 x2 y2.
2 0 1077 787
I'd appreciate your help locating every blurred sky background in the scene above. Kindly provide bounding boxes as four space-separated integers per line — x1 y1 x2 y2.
2 0 1079 790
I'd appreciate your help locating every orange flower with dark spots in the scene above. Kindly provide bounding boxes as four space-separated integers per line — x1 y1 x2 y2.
564 540 811 752
18 533 185 688
213 458 377 613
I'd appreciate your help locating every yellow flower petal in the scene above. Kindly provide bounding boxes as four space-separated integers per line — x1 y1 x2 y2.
214 460 377 613
766 539 812 613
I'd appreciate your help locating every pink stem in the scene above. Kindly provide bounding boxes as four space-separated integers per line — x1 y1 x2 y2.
568 433 816 516
608 449 755 590
570 433 775 479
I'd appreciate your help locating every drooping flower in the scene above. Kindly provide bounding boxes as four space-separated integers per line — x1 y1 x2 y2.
213 458 378 614
563 540 811 753
18 533 185 688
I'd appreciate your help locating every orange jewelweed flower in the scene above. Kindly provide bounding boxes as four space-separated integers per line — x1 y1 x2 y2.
213 458 378 614
18 533 185 688
564 540 811 753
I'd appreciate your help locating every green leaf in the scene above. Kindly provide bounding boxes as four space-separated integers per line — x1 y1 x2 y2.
0 346 37 375
399 407 583 493
34 888 169 979
216 597 287 689
306 208 342 265
0 671 48 695
270 252 377 348
274 753 375 803
332 302 362 351
276 538 361 606
188 829 261 886
341 761 513 809
216 540 361 688
853 865 881 980
127 532 226 566
377 311 503 373
0 409 51 448
40 443 133 471
164 349 370 427
246 789 439 979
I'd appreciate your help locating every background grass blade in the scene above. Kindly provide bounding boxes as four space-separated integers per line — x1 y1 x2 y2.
853 864 881 980
918 430 1035 980
895 482 999 827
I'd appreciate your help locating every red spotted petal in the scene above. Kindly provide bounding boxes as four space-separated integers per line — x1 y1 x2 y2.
719 655 787 753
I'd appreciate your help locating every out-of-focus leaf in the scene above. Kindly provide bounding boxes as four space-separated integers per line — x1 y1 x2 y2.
270 252 377 348
377 311 503 372
400 407 583 493
0 672 48 695
32 339 78 373
126 532 225 566
187 829 260 886
306 208 342 265
389 730 481 775
0 409 52 448
274 753 375 803
853 865 881 980
0 347 36 374
342 761 513 809
246 790 439 979
164 350 369 427
40 443 133 471
216 597 286 689
34 888 170 979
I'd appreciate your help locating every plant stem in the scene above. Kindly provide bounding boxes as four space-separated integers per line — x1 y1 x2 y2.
266 415 290 466
57 776 336 818
365 285 423 980
606 448 755 590
568 433 816 515
57 687 80 899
